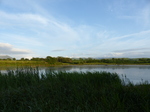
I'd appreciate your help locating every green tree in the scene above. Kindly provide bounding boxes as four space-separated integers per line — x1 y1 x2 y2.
20 58 25 61
46 56 57 64
57 57 72 63
13 58 16 60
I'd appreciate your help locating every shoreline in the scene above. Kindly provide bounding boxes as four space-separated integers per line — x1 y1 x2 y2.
0 63 150 70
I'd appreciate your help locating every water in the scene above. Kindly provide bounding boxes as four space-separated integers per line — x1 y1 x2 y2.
1 65 150 84
44 65 150 84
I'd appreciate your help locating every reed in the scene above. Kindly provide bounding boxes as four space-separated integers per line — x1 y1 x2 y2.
0 67 149 112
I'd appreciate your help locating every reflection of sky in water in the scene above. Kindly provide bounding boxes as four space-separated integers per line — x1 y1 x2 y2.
46 65 150 84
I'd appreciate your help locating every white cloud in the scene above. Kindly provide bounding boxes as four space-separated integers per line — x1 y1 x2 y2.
52 49 66 52
0 33 43 46
112 30 150 41
0 10 81 58
108 48 150 58
0 43 32 55
0 0 150 59
21 14 49 25
117 2 150 27
0 11 49 26
138 5 150 27
87 29 150 58
114 48 150 53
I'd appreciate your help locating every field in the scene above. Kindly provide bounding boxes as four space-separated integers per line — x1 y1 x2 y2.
0 67 150 112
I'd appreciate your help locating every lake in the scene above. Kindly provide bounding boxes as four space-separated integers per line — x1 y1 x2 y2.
1 65 150 84
43 65 150 84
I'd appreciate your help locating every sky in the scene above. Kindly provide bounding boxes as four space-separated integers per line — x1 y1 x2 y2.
0 0 150 59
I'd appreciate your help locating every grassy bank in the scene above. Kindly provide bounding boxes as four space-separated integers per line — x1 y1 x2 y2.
1 59 150 70
0 61 50 69
0 68 150 112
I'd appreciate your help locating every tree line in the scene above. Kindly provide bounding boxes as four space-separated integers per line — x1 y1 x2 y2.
1 56 150 65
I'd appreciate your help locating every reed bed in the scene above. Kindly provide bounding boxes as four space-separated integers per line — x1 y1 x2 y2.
0 67 150 112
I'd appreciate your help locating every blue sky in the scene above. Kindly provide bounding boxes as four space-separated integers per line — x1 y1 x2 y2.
0 0 150 59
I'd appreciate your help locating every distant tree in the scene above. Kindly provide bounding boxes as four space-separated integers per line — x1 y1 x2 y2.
46 56 58 64
24 58 29 61
57 57 72 63
31 57 40 61
20 58 25 61
13 58 16 60
79 58 86 64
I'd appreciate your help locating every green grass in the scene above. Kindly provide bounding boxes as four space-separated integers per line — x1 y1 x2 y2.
0 61 50 69
0 67 150 112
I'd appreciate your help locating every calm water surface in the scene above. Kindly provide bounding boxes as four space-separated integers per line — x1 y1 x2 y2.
44 65 150 84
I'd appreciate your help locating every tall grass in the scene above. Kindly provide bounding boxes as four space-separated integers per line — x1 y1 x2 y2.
0 67 150 112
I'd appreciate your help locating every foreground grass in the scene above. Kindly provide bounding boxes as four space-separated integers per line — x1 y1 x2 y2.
0 68 150 112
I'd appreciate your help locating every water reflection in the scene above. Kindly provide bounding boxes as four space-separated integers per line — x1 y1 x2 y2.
1 65 150 84
44 65 150 84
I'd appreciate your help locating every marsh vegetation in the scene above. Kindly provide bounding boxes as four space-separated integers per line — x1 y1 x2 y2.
0 67 150 111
